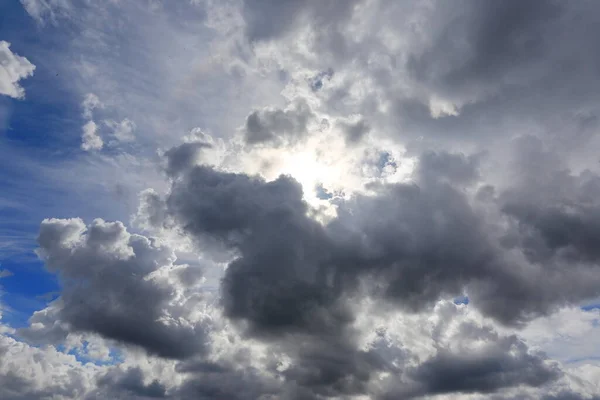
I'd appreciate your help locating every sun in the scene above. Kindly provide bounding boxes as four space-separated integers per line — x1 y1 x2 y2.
280 151 326 199
278 150 342 205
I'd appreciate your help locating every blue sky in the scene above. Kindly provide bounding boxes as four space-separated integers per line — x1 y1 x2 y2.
0 1 70 327
3 1 600 399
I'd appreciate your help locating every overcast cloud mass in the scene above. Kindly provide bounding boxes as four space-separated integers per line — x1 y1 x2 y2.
2 0 600 399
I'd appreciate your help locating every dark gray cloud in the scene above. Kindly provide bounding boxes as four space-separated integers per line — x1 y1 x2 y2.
405 328 560 397
95 367 167 399
245 0 600 156
278 335 400 398
0 372 58 400
542 393 600 400
166 163 346 337
243 100 316 146
174 360 280 400
28 218 209 359
498 136 600 264
164 141 213 177
161 145 600 331
406 0 563 102
376 317 561 399
399 0 600 150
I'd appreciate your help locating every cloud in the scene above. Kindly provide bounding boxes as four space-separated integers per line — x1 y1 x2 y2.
20 0 71 24
156 144 600 335
82 93 102 119
243 99 316 146
0 334 96 400
95 367 167 399
241 0 360 42
0 270 13 279
105 118 136 143
81 120 103 151
337 116 370 144
0 41 35 99
7 0 600 398
25 218 210 359
404 329 560 397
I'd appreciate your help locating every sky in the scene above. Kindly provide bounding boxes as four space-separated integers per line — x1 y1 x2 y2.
2 0 600 399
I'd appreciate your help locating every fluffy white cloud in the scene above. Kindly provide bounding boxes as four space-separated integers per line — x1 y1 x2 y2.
0 41 35 99
81 120 103 151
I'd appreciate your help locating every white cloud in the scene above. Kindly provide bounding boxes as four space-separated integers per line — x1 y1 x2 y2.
20 0 71 24
105 118 136 142
0 41 35 99
81 120 103 151
520 307 600 365
82 93 103 119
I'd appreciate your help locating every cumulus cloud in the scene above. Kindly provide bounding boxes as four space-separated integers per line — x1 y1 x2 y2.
403 329 560 397
0 41 35 99
81 120 103 151
94 367 167 399
159 146 600 332
0 334 97 399
26 218 210 359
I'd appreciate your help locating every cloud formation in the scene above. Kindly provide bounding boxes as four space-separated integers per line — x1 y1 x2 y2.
4 0 600 399
81 120 103 151
0 41 35 99
243 99 316 146
28 218 209 359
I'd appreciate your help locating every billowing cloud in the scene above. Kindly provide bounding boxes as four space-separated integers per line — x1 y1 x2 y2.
0 41 35 99
159 145 600 332
26 218 210 359
403 328 560 397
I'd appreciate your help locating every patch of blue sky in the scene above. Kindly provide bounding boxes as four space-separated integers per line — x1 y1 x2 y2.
581 303 600 312
55 343 124 367
0 262 57 328
0 1 102 327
